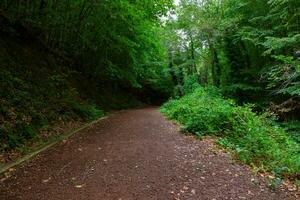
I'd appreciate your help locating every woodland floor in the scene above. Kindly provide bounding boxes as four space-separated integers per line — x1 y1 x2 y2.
0 108 299 200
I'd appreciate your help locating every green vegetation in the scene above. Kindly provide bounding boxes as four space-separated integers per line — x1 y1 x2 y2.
163 0 300 112
161 86 300 178
280 121 300 144
0 0 299 182
0 0 173 151
160 0 299 181
0 29 104 150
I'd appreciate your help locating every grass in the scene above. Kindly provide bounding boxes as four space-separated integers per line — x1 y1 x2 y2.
161 86 300 180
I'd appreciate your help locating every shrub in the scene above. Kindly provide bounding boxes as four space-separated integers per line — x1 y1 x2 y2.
0 69 105 150
161 87 300 178
182 75 201 95
71 102 105 121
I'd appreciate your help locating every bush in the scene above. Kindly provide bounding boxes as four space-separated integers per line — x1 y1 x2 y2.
161 87 300 178
70 102 105 121
0 68 105 150
182 75 201 95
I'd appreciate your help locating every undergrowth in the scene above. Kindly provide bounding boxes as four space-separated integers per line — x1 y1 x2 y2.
0 32 104 151
279 121 300 144
161 86 300 179
0 69 105 150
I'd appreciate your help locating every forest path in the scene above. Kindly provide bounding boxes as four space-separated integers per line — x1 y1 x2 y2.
0 108 297 200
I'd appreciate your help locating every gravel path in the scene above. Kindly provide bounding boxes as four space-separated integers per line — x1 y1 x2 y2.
0 108 298 200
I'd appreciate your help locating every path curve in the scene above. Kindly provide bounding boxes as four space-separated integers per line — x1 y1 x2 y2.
0 108 298 199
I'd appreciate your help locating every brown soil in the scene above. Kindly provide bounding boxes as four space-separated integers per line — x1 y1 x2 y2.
0 108 299 200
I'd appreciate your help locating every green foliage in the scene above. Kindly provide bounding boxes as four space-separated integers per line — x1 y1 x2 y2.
163 0 300 113
0 32 105 150
161 87 300 177
268 178 284 190
279 121 300 144
263 55 300 97
182 75 201 94
0 0 175 150
0 67 104 149
0 0 174 93
70 103 104 121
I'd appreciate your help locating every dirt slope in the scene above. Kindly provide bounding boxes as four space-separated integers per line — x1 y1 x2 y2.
0 108 298 200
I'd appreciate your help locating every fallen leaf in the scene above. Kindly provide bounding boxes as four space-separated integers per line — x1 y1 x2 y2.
8 168 15 172
1 178 7 182
75 184 85 188
42 177 51 183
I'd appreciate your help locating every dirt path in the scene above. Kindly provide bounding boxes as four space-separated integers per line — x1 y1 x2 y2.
0 108 298 200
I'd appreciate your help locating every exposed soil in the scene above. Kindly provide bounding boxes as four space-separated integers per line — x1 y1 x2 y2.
0 108 299 200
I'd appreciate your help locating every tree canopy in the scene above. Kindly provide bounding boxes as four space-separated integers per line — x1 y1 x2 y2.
1 1 299 175
163 0 300 112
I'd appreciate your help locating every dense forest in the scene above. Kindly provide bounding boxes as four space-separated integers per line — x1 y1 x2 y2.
164 0 300 113
0 0 174 152
161 0 300 182
0 0 299 183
